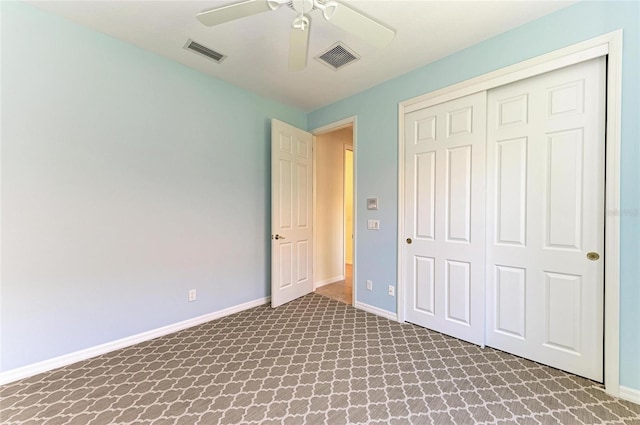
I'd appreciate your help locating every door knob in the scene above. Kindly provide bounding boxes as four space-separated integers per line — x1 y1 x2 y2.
406 238 412 244
274 234 286 240
587 252 600 261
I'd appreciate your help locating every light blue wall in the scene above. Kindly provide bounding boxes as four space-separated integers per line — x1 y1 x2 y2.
308 1 639 390
0 1 306 371
2 0 638 393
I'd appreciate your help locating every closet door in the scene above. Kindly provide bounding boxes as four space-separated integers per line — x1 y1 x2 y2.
485 57 605 381
404 92 486 345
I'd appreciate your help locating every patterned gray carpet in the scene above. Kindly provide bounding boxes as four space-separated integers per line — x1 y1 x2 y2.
1 293 639 424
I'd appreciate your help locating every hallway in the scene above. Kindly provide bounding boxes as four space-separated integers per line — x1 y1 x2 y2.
315 263 352 305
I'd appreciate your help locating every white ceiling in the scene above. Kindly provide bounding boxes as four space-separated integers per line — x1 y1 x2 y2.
27 0 574 112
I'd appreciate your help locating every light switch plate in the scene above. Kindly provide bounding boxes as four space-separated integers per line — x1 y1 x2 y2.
366 198 378 210
367 219 380 230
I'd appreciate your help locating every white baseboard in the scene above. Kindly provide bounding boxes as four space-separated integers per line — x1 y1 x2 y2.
355 301 398 322
314 275 345 289
0 296 270 386
620 385 640 405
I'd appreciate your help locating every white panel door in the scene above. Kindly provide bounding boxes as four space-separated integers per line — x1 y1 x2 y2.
486 58 605 381
404 92 486 345
271 119 313 308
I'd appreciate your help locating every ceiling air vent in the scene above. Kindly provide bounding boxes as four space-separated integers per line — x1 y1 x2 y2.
315 42 360 71
184 39 226 63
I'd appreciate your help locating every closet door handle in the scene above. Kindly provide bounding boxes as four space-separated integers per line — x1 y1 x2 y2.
587 252 600 261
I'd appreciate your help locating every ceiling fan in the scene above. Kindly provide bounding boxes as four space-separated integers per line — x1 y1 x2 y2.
196 0 395 71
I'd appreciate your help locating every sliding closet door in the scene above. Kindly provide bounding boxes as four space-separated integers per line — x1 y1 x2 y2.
485 58 606 381
403 92 486 346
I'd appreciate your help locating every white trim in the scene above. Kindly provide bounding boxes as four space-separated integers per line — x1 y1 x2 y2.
355 301 399 322
397 100 406 324
603 30 623 399
314 275 345 289
352 121 357 307
312 133 318 293
352 122 357 307
311 116 358 307
0 297 270 386
619 386 640 406
343 145 354 268
402 40 609 113
312 116 356 135
398 30 622 397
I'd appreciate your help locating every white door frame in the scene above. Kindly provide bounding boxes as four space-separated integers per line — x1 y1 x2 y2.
312 116 357 306
344 144 354 269
397 31 623 397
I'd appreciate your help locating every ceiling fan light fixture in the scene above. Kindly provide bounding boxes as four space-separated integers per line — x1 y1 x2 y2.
315 0 338 20
267 0 289 11
292 15 310 31
197 0 394 70
291 0 314 14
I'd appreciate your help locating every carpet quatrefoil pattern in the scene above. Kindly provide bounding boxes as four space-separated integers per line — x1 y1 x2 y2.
1 293 639 424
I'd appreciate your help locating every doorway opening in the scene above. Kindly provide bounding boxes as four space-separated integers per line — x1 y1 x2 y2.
314 124 354 305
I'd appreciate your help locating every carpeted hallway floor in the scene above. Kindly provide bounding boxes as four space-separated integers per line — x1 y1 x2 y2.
1 293 639 424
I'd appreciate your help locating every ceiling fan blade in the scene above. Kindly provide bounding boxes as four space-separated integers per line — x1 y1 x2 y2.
328 2 395 49
197 0 271 26
289 23 310 71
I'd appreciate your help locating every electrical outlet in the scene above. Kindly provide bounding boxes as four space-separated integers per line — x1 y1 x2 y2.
366 280 373 291
388 285 395 297
188 289 197 302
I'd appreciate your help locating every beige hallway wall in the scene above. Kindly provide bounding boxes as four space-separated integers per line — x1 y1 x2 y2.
315 127 352 285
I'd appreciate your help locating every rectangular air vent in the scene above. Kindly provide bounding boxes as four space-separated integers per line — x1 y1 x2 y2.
184 39 226 63
315 42 360 71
